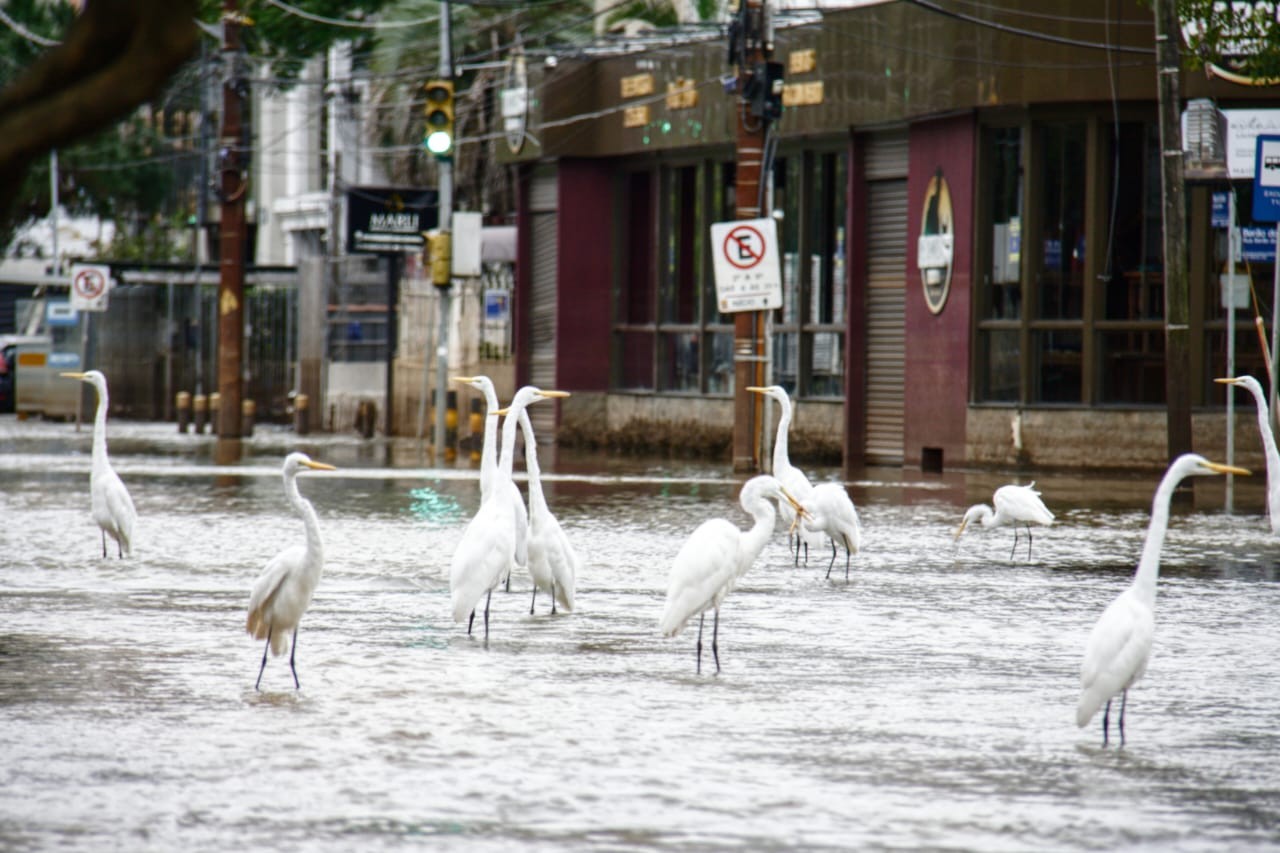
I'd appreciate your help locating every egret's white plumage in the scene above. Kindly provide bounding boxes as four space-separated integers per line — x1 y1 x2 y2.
61 370 136 558
518 409 578 615
1076 453 1248 746
454 376 529 580
245 452 337 690
954 482 1055 560
449 386 569 641
748 385 824 564
1216 375 1280 535
659 475 808 673
799 482 862 580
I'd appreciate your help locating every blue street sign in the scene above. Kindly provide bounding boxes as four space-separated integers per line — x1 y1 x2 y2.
1242 225 1277 262
1252 135 1280 222
1212 192 1230 228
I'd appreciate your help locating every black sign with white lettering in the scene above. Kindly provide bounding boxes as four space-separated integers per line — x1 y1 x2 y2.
346 186 439 254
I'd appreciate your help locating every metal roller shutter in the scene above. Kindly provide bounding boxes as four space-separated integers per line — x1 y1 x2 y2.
865 178 906 464
528 170 559 435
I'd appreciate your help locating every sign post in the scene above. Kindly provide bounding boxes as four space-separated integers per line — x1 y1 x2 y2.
68 264 111 431
345 186 439 438
710 218 783 313
1252 135 1280 427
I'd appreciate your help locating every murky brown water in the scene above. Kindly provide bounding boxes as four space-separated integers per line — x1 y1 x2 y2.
2 419 1280 850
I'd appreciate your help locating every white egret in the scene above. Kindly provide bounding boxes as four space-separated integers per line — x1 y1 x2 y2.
245 452 337 690
449 386 569 643
1216 375 1280 535
954 482 1054 561
453 375 529 587
797 482 862 581
60 370 136 558
518 409 578 615
747 385 824 565
659 475 809 674
1076 453 1248 747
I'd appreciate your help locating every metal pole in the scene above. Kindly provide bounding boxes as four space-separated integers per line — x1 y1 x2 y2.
433 0 453 461
1271 223 1280 431
49 150 58 276
1226 190 1237 511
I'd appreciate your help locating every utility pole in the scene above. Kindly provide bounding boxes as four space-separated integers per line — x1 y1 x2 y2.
1153 0 1193 461
433 0 454 460
729 0 779 472
217 0 248 461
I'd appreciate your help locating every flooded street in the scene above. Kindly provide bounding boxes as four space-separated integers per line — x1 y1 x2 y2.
3 419 1280 850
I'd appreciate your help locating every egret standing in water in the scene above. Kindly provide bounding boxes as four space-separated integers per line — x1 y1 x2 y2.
518 409 578 615
1217 375 1280 535
659 475 808 674
797 482 862 580
246 452 337 690
450 386 569 643
1076 453 1248 747
747 385 823 564
954 482 1054 560
61 370 136 558
453 375 529 587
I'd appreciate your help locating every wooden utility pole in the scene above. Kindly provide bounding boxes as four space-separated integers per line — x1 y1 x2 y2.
217 0 247 460
1153 0 1193 460
731 0 770 473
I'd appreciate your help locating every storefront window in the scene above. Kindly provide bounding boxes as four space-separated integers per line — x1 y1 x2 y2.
1035 122 1086 321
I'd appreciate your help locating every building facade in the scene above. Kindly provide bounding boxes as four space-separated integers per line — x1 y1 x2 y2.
505 0 1280 471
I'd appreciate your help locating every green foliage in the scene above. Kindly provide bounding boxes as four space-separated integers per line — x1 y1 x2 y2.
1179 0 1280 82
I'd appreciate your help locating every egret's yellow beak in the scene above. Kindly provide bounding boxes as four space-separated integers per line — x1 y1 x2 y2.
1204 461 1250 476
452 375 477 384
780 486 810 520
746 386 769 394
537 389 571 399
953 519 969 541
1214 377 1241 386
60 372 88 380
302 460 337 471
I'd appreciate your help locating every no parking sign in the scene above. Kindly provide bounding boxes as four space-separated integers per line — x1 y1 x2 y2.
710 218 783 312
69 264 112 312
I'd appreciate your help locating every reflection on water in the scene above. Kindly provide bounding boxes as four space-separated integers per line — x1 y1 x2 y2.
1 420 1280 850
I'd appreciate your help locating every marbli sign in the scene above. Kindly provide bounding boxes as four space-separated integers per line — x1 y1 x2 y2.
346 186 439 255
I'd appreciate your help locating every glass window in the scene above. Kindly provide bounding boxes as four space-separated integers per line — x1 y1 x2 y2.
1036 122 1086 320
1097 330 1164 404
1102 122 1164 322
1033 330 1082 403
980 328 1020 403
986 127 1023 321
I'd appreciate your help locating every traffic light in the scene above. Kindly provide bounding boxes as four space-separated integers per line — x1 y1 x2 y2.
747 61 784 122
423 79 455 157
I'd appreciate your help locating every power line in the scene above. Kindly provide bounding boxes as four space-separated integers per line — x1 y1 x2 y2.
263 0 439 30
902 0 1155 54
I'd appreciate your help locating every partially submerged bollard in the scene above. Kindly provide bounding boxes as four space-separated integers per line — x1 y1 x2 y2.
209 392 221 435
445 389 458 461
355 399 376 439
468 397 482 462
294 393 310 435
176 391 191 433
242 399 255 438
193 394 208 434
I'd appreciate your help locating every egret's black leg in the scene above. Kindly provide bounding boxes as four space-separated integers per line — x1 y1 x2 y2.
483 590 492 647
1026 524 1034 560
825 539 837 579
529 587 537 615
696 612 704 674
844 536 852 581
504 572 511 593
1119 689 1128 747
101 530 107 559
791 530 800 567
1101 699 1112 747
551 581 557 616
1010 528 1019 561
711 609 721 674
255 629 272 691
802 540 809 565
467 609 475 636
288 627 300 689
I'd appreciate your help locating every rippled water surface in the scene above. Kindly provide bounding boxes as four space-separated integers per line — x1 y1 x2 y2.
3 420 1280 851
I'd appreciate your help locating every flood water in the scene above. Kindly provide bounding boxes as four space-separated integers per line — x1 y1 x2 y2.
3 419 1280 851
